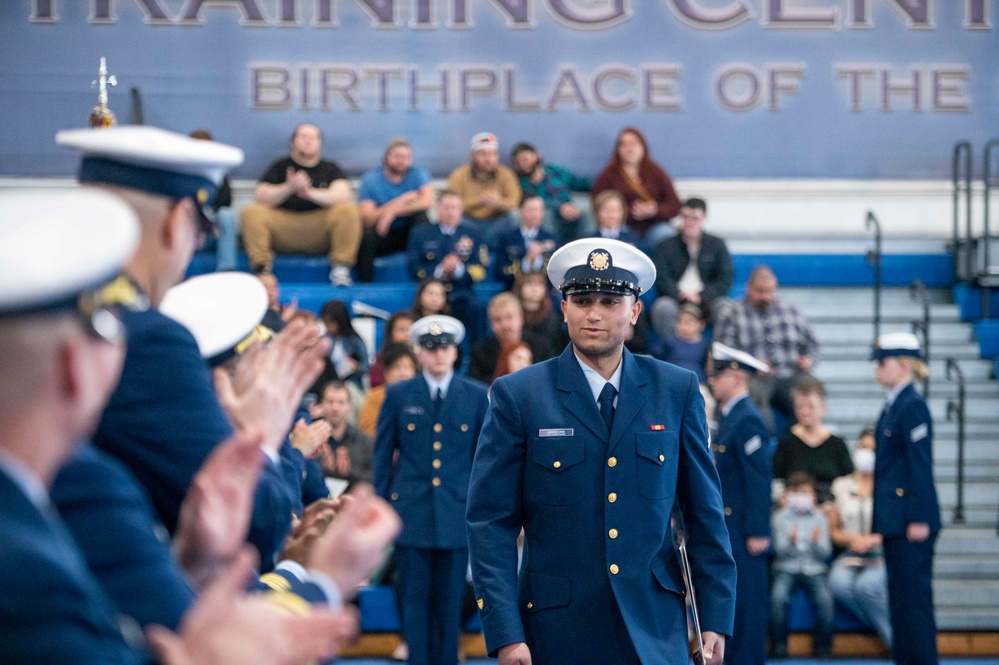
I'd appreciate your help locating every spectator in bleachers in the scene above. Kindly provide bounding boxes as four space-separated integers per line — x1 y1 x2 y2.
653 303 711 383
591 127 682 250
468 292 548 384
240 123 361 286
707 343 772 665
828 428 893 650
510 141 592 241
369 310 416 388
590 190 641 245
356 138 434 283
359 342 419 438
447 132 521 248
770 471 835 659
715 265 819 434
871 332 941 665
493 341 534 383
649 197 734 340
512 271 567 362
257 272 290 332
190 129 237 271
319 300 370 390
772 377 853 505
407 190 488 345
314 380 373 487
496 194 560 289
411 277 451 318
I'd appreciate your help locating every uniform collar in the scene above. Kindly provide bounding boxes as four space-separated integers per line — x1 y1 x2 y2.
721 392 749 417
423 370 454 399
0 448 51 513
884 381 911 408
573 349 622 405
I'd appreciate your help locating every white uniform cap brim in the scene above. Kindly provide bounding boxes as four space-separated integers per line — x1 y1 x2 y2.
409 315 465 345
56 126 244 184
160 273 268 359
0 190 139 312
547 238 656 294
711 342 770 373
876 332 921 353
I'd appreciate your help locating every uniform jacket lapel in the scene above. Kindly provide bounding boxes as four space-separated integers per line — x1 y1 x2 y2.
555 346 605 440
608 349 648 454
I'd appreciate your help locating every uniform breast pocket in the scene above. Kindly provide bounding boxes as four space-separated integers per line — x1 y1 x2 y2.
527 439 585 506
635 431 678 500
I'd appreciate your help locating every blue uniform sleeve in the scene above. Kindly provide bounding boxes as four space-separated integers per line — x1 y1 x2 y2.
372 385 401 499
902 399 937 527
406 227 427 281
466 377 530 655
736 416 772 538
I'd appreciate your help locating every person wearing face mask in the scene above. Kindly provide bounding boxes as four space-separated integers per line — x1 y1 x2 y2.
769 472 835 659
827 428 892 651
871 333 941 665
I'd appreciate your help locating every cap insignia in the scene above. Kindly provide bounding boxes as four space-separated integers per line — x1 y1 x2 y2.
429 322 443 336
589 250 611 271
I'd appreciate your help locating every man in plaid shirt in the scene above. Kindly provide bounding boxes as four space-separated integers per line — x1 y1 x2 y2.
715 265 819 433
511 142 593 241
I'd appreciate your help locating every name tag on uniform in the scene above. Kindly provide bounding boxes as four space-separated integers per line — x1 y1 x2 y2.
404 406 425 415
910 423 928 442
539 428 573 438
744 435 762 456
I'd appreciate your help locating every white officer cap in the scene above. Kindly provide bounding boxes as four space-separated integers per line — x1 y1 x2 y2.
470 132 499 153
410 315 465 349
710 342 770 375
871 331 922 361
160 272 271 366
0 190 141 341
56 126 243 234
547 238 656 297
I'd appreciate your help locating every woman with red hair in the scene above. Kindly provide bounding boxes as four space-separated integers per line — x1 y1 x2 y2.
592 127 682 249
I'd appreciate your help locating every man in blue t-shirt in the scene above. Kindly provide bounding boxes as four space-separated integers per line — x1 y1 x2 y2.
356 138 435 282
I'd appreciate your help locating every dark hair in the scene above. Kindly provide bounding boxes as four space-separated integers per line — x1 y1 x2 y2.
858 427 875 441
319 300 359 338
790 376 827 400
510 142 536 158
320 379 350 400
605 127 655 179
381 342 418 372
786 471 816 491
438 188 461 202
189 129 213 141
512 271 552 326
682 197 707 213
382 310 415 351
412 278 450 317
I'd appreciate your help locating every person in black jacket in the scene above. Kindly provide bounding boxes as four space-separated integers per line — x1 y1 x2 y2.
649 197 734 339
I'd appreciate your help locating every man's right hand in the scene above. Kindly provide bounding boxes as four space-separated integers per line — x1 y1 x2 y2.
498 642 532 665
285 167 311 196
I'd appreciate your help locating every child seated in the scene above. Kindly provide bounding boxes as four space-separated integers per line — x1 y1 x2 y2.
654 303 711 382
770 471 835 658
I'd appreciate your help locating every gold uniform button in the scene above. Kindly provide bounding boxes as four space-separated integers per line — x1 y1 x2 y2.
434 423 443 433
433 442 442 451
553 461 561 469
658 454 665 462
609 564 619 575
407 423 416 431
477 598 484 610
461 424 469 432
896 488 904 497
432 477 441 487
608 492 617 503
718 445 726 453
724 507 733 516
432 459 442 469
391 492 399 500
607 457 617 468
526 602 533 609
608 528 618 539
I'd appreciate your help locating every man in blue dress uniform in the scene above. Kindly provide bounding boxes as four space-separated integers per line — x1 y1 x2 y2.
706 342 773 665
56 126 309 567
467 238 736 665
407 190 488 345
374 315 490 665
495 194 560 289
871 332 941 665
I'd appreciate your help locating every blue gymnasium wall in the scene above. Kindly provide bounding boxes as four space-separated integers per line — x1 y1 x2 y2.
1 1 996 180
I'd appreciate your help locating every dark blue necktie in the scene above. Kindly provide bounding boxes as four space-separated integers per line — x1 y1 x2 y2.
432 387 444 418
598 383 617 433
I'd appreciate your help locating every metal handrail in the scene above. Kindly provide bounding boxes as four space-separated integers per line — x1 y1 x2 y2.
952 142 973 281
866 211 882 344
945 358 966 524
983 139 999 317
909 280 931 397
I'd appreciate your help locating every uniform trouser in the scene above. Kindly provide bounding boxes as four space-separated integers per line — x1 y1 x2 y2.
240 202 361 272
396 546 468 665
884 535 939 665
725 544 769 665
